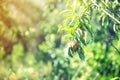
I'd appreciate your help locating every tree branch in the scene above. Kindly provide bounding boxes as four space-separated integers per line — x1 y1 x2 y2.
91 0 120 24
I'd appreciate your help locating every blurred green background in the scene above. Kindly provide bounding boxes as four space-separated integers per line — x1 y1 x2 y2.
0 0 120 80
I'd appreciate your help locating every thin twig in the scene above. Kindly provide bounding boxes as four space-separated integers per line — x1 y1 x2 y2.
91 0 120 24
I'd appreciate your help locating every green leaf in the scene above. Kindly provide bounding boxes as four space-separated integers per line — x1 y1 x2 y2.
78 46 85 61
80 37 86 45
68 47 73 57
85 25 93 38
113 24 120 33
75 29 86 45
101 16 109 28
63 15 74 23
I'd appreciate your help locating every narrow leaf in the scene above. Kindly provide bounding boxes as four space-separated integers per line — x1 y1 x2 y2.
78 46 85 61
68 47 73 57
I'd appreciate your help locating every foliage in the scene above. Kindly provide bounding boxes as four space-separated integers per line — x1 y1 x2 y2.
59 0 120 61
59 0 120 79
0 0 120 80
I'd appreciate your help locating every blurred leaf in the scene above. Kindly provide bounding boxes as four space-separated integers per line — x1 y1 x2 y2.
68 47 73 57
75 29 86 45
113 24 120 33
78 46 85 61
59 10 73 15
